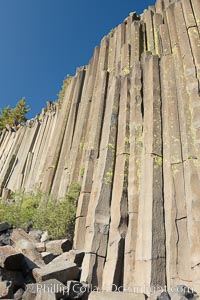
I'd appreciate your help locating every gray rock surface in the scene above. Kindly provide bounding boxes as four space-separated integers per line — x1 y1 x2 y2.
32 261 80 284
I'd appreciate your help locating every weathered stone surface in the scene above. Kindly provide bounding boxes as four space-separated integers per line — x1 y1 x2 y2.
41 252 56 264
149 291 170 300
66 281 87 299
0 280 14 299
0 222 12 233
23 283 57 300
81 77 120 288
0 245 24 270
36 243 46 253
170 285 198 299
124 62 143 289
35 291 56 300
0 231 11 246
88 292 146 300
45 239 72 255
134 53 166 290
52 250 85 267
24 279 67 300
10 230 44 270
14 288 24 299
1 269 25 287
33 261 80 284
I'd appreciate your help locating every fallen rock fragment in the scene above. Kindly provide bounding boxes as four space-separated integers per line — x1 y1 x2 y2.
0 245 24 271
0 280 13 299
0 222 12 233
66 280 87 299
33 261 80 284
157 292 171 300
170 285 198 300
46 239 72 255
1 269 25 287
14 288 25 299
88 292 146 299
41 252 56 264
36 243 46 253
52 250 85 267
23 279 67 300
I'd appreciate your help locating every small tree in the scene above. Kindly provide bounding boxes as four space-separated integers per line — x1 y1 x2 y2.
0 106 12 130
11 97 30 126
0 97 30 130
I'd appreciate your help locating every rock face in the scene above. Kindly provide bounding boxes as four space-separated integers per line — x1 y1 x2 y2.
0 0 200 297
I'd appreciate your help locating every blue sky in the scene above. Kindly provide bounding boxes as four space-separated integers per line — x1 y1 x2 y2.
0 0 155 118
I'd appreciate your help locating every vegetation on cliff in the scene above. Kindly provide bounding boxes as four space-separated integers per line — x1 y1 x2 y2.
57 74 72 105
0 97 30 130
0 184 81 240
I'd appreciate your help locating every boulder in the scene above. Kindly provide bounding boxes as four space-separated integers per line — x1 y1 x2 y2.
0 280 13 299
66 281 87 299
0 245 24 270
14 288 25 299
36 243 46 253
10 229 38 245
1 269 25 287
35 290 56 300
45 240 72 255
0 222 12 233
0 232 11 246
88 292 146 299
170 285 198 300
22 283 37 300
32 261 80 284
149 291 170 300
10 231 45 270
52 250 85 267
28 230 42 242
15 239 35 251
41 252 56 264
157 292 171 300
23 280 67 300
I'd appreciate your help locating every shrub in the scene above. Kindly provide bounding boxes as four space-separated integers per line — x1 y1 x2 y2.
57 74 72 105
0 184 81 240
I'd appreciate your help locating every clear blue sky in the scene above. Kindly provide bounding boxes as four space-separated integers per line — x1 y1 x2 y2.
0 0 155 118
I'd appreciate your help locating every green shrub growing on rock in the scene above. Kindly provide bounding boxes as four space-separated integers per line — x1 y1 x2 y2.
0 184 81 240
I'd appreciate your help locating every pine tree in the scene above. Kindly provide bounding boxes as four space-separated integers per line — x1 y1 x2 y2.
11 97 30 126
0 106 12 130
0 98 30 130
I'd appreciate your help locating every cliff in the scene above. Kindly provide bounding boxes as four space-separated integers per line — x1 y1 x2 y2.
0 0 200 295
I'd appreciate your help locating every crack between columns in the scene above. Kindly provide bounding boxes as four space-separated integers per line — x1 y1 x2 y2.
192 263 200 270
85 252 106 259
176 216 187 221
135 257 166 262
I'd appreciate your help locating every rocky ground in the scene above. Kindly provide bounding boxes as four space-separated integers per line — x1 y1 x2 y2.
0 222 198 300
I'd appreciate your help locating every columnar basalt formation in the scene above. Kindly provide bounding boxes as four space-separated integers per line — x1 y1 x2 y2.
0 0 200 295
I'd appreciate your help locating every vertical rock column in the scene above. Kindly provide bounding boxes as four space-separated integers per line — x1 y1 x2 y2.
73 38 108 249
102 75 130 291
134 54 166 290
80 77 120 288
124 61 143 289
